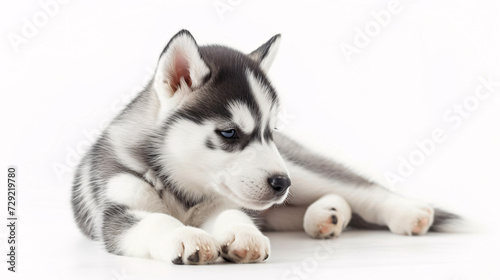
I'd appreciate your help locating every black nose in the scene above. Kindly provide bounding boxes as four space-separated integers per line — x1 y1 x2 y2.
267 175 291 195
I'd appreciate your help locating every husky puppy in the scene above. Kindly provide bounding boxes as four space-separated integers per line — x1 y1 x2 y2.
72 30 458 265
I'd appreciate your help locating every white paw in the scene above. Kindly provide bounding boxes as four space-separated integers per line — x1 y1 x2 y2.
216 225 270 263
386 201 435 236
303 194 351 239
170 226 220 265
304 205 347 239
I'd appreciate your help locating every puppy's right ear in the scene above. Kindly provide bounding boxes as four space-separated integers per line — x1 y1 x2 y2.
153 30 210 97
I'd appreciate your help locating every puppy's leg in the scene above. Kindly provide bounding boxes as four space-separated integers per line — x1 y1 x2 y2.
275 133 450 236
101 173 219 265
289 164 436 236
202 209 270 263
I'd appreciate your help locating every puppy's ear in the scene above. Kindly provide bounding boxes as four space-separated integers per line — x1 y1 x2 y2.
248 34 281 72
153 30 210 97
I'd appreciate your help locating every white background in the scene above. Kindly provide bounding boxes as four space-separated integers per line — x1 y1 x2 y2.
1 0 500 279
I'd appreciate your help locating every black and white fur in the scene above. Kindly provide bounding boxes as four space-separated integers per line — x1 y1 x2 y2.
72 30 458 265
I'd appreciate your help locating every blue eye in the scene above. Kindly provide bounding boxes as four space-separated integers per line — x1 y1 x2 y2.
219 129 237 139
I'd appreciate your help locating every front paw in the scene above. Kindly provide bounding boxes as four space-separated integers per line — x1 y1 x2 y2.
304 205 347 239
170 227 220 265
217 225 270 263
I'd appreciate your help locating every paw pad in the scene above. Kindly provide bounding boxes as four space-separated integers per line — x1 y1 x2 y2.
331 215 338 225
412 217 430 234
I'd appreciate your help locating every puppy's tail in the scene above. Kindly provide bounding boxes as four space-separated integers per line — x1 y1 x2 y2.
429 208 460 232
429 208 480 233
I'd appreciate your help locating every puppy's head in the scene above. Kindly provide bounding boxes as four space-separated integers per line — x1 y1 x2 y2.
152 30 290 210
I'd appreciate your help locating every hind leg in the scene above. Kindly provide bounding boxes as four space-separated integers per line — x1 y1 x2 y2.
261 194 352 239
274 133 437 236
288 166 435 235
287 163 436 236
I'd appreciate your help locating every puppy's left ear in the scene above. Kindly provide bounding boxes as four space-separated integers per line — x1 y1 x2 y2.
248 34 281 73
154 30 210 97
